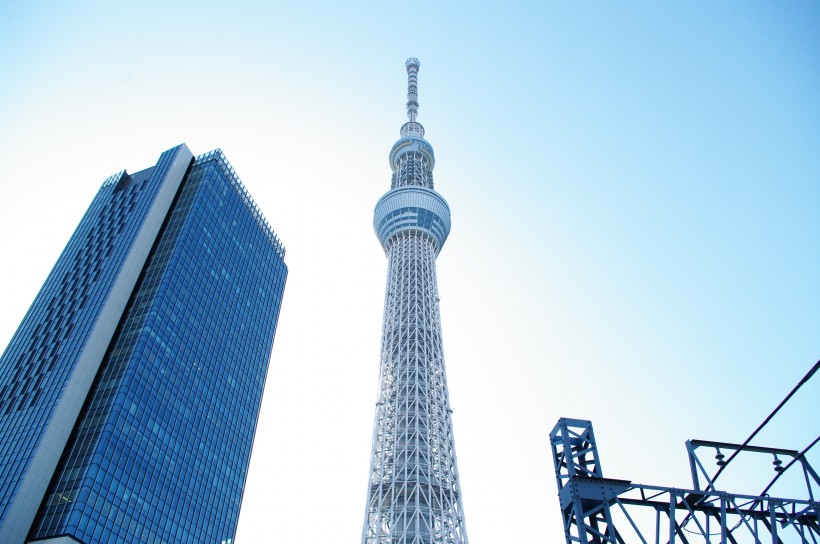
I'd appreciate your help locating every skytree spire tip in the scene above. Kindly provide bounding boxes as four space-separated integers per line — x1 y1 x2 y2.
405 57 420 122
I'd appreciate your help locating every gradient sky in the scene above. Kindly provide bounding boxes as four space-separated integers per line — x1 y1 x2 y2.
1 2 818 542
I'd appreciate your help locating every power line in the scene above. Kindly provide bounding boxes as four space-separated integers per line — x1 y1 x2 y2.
710 358 820 487
759 433 820 498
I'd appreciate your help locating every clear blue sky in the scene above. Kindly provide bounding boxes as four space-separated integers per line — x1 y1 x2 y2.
1 2 818 542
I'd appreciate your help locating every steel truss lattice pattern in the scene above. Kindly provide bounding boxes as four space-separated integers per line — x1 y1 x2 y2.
391 151 433 189
362 58 468 544
550 417 820 544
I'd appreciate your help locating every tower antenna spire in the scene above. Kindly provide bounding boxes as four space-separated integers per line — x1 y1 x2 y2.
405 57 420 122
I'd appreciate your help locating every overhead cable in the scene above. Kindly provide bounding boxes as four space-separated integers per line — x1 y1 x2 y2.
711 359 820 486
759 434 820 498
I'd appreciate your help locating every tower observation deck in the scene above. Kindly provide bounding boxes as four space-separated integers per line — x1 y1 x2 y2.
362 59 468 544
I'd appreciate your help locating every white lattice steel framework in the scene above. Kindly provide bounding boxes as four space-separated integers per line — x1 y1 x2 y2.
362 58 468 544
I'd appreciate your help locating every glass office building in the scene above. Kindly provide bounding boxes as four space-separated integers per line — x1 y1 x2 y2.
0 144 287 544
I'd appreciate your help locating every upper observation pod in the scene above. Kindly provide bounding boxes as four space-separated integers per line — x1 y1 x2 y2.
389 137 435 175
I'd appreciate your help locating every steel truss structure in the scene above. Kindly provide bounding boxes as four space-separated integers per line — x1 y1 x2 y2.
361 59 468 544
550 418 820 543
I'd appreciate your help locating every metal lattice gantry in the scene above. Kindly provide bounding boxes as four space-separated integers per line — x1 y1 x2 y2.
362 58 468 544
550 417 820 543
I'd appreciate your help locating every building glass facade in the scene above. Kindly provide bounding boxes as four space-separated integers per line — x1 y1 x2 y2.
0 145 287 544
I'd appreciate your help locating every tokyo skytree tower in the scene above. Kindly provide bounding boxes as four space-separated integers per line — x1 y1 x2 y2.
362 58 468 544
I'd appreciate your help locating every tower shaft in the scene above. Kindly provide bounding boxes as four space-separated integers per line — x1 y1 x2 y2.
363 59 468 544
